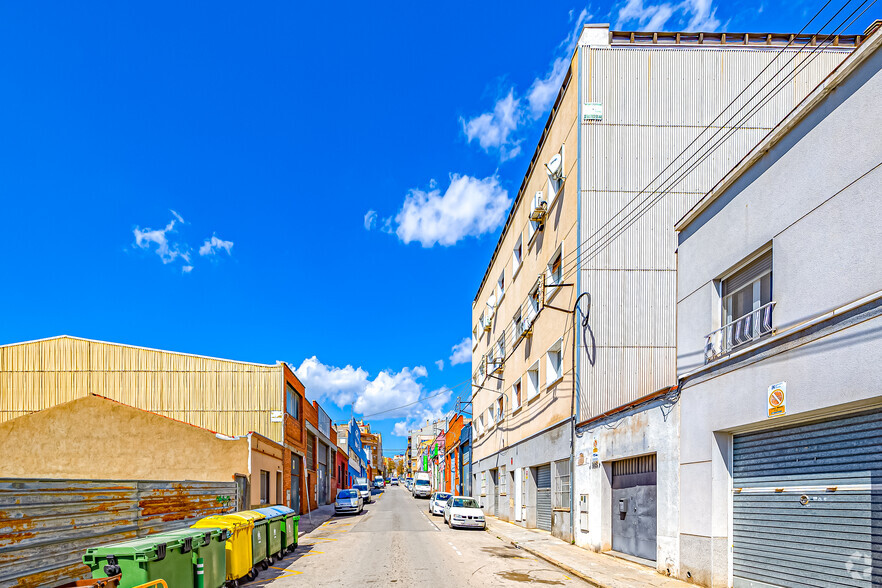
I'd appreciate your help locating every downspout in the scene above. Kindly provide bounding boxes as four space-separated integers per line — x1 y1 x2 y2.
570 41 584 544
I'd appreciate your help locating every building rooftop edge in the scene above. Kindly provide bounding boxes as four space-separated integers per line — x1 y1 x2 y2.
472 19 879 305
0 334 280 368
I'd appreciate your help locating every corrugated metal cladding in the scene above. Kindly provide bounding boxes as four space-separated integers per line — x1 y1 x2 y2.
576 46 851 422
536 464 552 532
0 478 237 588
0 337 284 442
732 409 882 588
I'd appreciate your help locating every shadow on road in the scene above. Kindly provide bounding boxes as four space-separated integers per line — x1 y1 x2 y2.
239 542 318 586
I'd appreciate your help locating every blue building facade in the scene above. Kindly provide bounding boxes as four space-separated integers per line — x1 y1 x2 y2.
346 417 368 483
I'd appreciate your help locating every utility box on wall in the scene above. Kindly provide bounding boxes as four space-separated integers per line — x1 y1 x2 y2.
580 494 589 532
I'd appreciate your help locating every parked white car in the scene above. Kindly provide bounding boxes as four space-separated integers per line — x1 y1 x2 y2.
412 478 432 498
429 492 452 516
334 488 364 515
443 496 485 530
353 483 372 504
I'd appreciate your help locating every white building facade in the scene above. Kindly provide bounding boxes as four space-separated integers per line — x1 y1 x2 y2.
675 27 882 588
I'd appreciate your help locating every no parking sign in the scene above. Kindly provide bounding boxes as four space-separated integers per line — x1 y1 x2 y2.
767 382 786 417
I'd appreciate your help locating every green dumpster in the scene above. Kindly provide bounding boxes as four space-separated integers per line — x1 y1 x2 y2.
83 534 194 588
154 527 229 588
270 506 299 554
234 511 268 570
253 507 284 561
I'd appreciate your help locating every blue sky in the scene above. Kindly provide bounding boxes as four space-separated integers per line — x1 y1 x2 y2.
0 1 875 454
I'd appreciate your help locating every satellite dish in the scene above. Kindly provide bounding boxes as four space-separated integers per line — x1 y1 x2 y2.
545 153 563 178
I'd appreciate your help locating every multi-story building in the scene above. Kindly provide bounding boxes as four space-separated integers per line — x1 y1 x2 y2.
408 418 446 475
0 335 329 515
302 400 337 510
471 21 863 558
356 420 384 478
674 27 882 587
336 417 368 483
444 414 468 494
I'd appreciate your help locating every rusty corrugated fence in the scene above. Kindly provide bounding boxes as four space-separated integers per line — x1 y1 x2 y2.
0 478 237 588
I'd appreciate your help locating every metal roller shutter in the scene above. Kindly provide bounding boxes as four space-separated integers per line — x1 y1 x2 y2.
733 409 882 588
537 464 552 532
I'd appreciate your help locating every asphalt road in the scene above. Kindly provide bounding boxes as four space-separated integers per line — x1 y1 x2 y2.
252 486 588 587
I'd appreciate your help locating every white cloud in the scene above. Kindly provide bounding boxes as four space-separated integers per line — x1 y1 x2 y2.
199 235 234 256
435 359 444 371
364 210 378 230
182 265 194 273
170 209 186 224
293 358 451 423
133 216 189 264
461 9 591 161
449 337 471 366
392 174 511 247
461 90 522 161
615 0 719 31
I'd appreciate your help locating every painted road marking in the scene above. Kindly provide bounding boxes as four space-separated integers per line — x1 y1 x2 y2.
299 551 324 556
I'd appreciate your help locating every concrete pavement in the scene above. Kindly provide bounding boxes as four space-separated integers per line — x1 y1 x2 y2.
484 517 692 588
252 487 589 586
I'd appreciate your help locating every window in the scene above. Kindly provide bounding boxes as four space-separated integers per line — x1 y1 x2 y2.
527 282 541 324
708 250 774 361
307 433 315 470
496 396 505 424
546 246 563 292
553 459 570 510
478 413 486 435
526 361 540 400
495 334 505 365
513 378 523 410
499 465 507 495
472 325 478 349
513 234 523 277
481 471 487 496
260 470 270 504
286 384 300 420
479 354 486 380
546 338 563 386
497 270 505 302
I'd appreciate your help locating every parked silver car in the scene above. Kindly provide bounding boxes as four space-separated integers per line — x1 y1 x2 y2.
335 488 364 515
412 478 432 498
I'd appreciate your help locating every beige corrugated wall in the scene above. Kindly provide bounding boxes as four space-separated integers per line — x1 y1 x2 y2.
0 336 284 442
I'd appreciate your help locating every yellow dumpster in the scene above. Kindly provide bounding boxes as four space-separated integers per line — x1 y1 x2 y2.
191 515 253 583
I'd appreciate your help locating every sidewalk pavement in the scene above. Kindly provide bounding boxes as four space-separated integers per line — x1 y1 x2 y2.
484 517 691 588
296 503 336 537
296 489 386 537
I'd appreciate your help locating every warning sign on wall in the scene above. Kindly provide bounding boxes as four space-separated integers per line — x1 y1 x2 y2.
767 382 787 418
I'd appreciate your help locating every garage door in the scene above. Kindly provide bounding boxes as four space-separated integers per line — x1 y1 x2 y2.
611 455 657 561
733 409 882 588
536 464 552 532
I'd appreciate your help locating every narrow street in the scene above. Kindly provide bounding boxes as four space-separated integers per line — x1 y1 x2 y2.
254 487 587 587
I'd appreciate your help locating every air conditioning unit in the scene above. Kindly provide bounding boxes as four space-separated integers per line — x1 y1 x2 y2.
517 316 534 341
486 354 503 373
530 191 547 222
482 315 492 332
545 153 564 181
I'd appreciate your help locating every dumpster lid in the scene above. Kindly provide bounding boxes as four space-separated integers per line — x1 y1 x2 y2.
252 507 286 519
271 505 296 515
192 515 251 531
235 510 267 522
84 535 183 558
153 527 212 548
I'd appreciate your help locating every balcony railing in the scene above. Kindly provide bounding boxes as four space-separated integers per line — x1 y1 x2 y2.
705 301 776 363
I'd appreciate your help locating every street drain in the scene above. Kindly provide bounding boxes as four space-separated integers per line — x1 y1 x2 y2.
496 570 565 585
